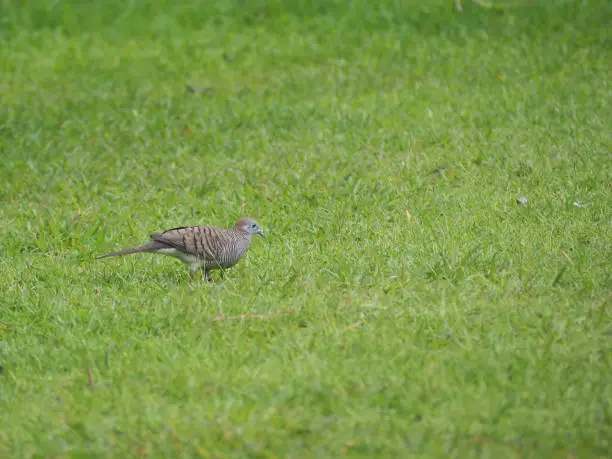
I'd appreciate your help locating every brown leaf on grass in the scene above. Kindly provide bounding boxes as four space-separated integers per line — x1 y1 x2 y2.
212 310 295 322
69 213 82 225
85 368 94 387
131 446 149 456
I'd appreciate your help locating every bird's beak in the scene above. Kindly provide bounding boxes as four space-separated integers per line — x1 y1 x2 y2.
258 230 266 238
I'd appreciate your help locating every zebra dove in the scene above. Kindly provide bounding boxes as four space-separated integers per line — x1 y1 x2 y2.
96 217 265 281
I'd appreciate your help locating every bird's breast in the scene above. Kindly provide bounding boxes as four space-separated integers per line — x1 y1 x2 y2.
206 237 251 269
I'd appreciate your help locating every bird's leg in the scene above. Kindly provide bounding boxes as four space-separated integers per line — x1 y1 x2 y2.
205 269 213 282
189 265 200 281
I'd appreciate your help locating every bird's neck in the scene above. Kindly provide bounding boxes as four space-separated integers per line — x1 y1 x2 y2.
234 229 252 241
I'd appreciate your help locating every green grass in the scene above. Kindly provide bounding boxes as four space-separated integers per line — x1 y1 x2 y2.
1 0 611 457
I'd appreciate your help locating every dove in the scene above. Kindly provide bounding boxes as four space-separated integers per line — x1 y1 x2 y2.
97 217 265 280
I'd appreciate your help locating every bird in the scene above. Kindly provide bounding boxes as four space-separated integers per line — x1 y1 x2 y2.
96 217 265 281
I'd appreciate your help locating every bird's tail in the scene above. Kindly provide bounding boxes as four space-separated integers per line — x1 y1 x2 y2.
96 241 166 259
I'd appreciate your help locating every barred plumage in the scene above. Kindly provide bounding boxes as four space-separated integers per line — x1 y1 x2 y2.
96 217 265 281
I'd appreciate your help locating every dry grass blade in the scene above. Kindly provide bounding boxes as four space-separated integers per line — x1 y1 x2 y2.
85 368 95 387
212 310 295 322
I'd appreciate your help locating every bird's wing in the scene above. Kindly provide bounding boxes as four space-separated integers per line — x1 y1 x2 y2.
151 226 228 261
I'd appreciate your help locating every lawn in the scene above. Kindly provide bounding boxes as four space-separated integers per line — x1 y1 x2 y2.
1 0 610 457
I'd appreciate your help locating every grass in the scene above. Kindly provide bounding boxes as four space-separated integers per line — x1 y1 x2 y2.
1 0 611 457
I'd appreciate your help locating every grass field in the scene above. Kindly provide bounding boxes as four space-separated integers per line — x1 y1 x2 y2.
1 0 611 457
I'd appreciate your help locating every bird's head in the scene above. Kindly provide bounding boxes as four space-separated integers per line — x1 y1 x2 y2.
235 217 265 238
